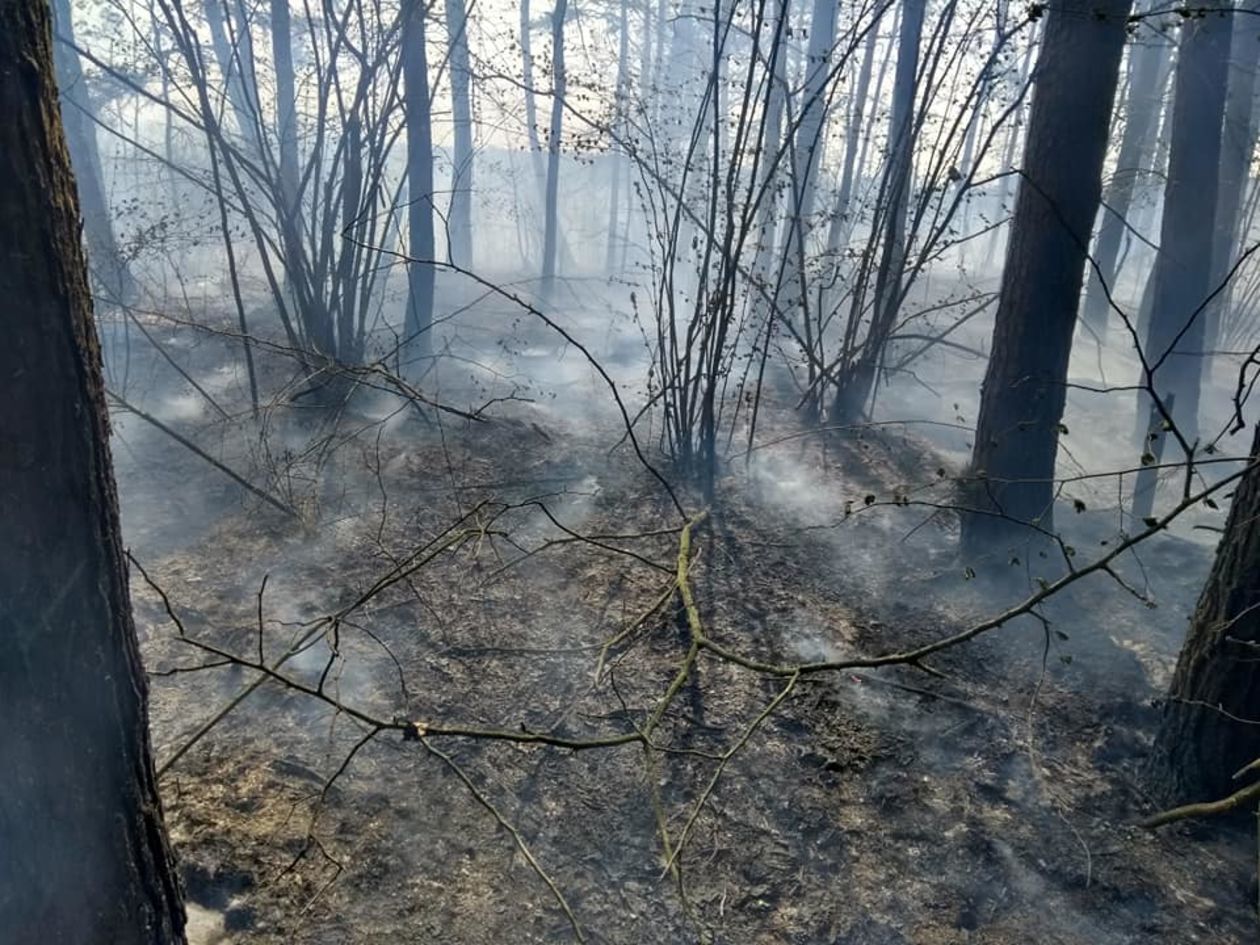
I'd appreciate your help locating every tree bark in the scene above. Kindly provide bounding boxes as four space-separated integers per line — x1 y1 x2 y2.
1079 7 1173 334
0 1 185 939
961 0 1132 555
540 0 567 292
831 0 926 421
49 0 135 304
1204 1 1260 357
825 14 880 254
203 0 262 156
271 0 302 248
403 0 435 364
445 0 474 267
605 0 630 273
1138 13 1234 442
1153 424 1260 803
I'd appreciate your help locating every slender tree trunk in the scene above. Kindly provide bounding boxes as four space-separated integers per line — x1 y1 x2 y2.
832 0 926 421
986 25 1038 260
403 0 435 363
778 0 839 281
1139 13 1234 442
272 0 301 243
1204 2 1260 357
1153 424 1260 802
520 0 545 187
0 1 185 939
606 0 630 273
445 0 474 267
961 0 1132 554
751 0 791 284
541 0 567 292
826 14 879 252
49 0 135 304
1081 14 1173 334
203 0 261 155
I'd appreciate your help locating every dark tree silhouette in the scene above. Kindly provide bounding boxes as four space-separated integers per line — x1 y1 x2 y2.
0 0 185 940
403 0 436 363
963 0 1133 554
1079 10 1171 335
1139 12 1234 441
1153 426 1260 803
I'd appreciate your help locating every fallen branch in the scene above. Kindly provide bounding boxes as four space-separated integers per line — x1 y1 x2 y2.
108 390 298 518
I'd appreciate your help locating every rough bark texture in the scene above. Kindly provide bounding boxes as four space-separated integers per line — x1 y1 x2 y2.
1154 425 1260 803
1139 13 1234 442
0 1 186 941
962 0 1131 554
50 0 135 303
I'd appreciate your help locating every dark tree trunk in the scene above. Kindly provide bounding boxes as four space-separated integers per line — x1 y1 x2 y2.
271 0 302 248
1139 13 1234 442
961 0 1132 555
1204 2 1260 356
1153 424 1260 803
1079 13 1172 334
0 1 185 940
831 0 925 421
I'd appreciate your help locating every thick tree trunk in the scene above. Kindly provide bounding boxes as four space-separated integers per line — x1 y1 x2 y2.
540 0 567 292
1139 14 1234 442
403 0 435 363
1080 14 1172 334
1154 424 1260 802
445 0 473 267
0 1 185 940
49 0 135 304
961 0 1132 555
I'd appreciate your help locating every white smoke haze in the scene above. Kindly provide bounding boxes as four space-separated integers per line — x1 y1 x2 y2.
22 0 1260 941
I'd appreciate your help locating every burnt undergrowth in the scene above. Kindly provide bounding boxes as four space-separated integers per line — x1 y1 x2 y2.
105 310 1259 945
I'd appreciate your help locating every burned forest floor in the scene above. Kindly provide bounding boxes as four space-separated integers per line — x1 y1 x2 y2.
106 303 1259 945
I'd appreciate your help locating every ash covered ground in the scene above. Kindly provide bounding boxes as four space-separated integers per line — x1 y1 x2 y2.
107 281 1258 944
